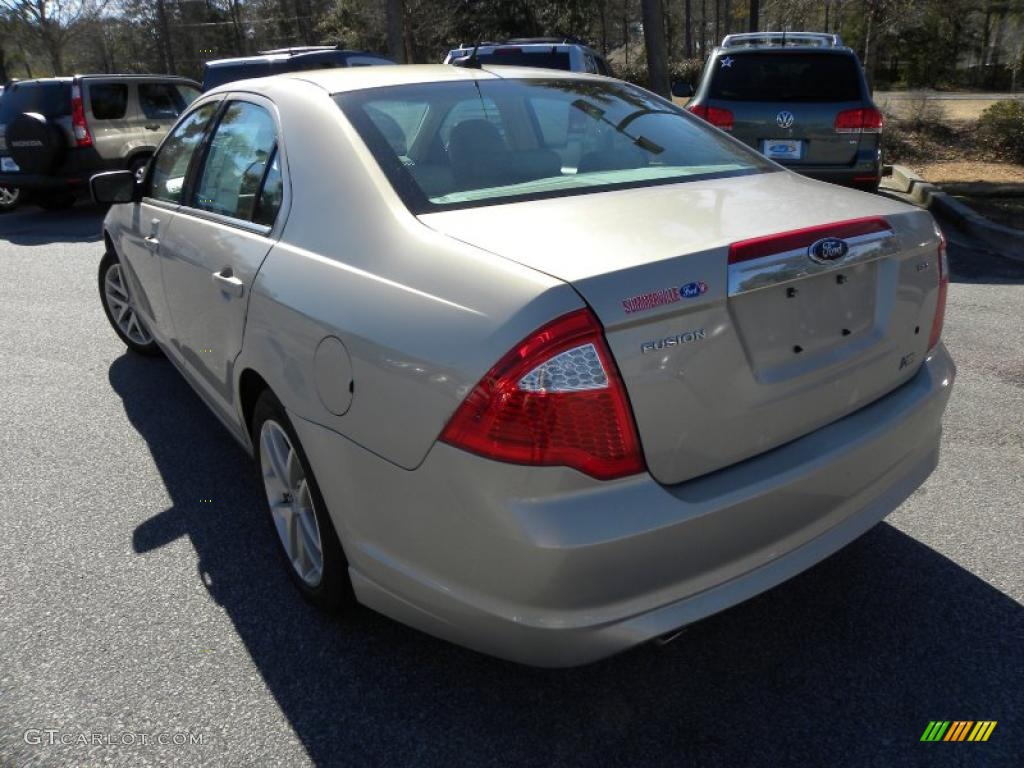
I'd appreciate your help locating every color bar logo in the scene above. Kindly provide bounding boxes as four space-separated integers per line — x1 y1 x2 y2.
921 721 997 742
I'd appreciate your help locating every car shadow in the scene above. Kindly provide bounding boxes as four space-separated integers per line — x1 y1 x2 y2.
0 203 106 245
946 229 1024 286
113 354 1023 767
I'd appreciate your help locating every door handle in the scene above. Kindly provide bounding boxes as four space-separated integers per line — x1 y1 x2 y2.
145 123 161 131
212 268 244 298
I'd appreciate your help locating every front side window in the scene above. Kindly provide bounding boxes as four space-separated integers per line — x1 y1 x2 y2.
338 78 772 212
192 101 277 221
147 102 219 204
90 83 127 120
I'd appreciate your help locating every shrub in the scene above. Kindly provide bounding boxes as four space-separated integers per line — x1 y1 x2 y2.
978 100 1024 163
612 57 704 91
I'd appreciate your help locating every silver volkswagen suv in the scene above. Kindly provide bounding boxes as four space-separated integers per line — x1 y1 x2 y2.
686 32 883 190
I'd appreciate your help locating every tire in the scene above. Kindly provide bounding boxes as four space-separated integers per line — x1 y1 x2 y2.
0 185 19 213
37 191 76 211
251 389 354 610
98 250 162 356
7 112 66 174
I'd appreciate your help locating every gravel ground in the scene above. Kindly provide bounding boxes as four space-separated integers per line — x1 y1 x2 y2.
0 203 1021 767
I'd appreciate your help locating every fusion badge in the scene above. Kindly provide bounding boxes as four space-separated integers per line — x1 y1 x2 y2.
641 328 707 354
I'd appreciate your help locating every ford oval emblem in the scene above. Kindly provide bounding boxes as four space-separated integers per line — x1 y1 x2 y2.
680 281 708 298
808 237 849 263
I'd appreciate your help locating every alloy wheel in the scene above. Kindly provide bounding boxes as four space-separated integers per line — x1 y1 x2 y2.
103 263 153 346
259 419 324 587
0 185 19 208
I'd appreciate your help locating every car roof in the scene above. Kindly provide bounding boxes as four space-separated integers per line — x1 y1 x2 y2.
261 63 604 95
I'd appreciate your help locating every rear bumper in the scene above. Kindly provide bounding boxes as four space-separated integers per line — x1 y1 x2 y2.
793 165 882 187
0 172 87 190
293 344 955 667
0 147 113 191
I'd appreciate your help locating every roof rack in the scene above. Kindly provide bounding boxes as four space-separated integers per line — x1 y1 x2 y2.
720 32 844 49
257 45 337 55
455 36 590 49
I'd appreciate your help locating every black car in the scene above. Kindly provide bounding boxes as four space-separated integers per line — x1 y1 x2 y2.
202 46 394 91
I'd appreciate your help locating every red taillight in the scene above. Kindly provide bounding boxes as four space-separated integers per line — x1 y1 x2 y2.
493 47 523 55
728 216 892 264
834 107 884 134
687 104 734 131
928 226 949 350
440 309 645 480
71 84 92 147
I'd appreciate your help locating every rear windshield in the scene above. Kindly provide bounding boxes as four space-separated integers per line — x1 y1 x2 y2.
475 50 572 70
709 52 863 102
337 78 772 213
0 81 71 123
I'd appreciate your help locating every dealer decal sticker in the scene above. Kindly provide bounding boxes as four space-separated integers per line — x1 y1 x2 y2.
622 281 708 314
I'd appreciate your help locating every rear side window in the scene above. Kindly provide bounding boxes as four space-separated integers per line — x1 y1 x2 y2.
0 82 71 123
288 52 345 72
476 50 571 70
202 62 273 91
193 101 277 221
709 53 863 102
139 83 189 120
344 55 395 67
90 84 128 120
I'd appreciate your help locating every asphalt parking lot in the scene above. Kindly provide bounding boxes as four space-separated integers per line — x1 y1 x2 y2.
0 203 1021 767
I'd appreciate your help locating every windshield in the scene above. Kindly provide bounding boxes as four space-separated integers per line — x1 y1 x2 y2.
708 52 863 102
337 78 772 212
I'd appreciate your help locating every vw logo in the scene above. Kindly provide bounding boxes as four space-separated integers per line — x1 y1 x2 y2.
808 237 849 263
776 110 795 129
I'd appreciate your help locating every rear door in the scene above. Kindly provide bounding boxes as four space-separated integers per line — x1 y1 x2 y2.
706 51 867 166
84 79 133 168
158 96 285 417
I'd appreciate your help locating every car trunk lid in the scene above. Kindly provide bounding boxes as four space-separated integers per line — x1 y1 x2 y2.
419 172 944 484
722 99 865 166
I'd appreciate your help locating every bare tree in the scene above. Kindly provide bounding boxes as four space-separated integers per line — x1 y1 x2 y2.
386 0 405 63
3 0 105 75
685 0 693 56
641 0 670 95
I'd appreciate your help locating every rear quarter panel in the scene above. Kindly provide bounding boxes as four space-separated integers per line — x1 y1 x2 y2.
234 79 580 467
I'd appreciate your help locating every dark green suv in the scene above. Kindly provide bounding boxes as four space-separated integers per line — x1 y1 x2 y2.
685 32 883 191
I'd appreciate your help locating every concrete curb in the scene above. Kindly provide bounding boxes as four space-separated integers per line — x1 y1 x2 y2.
885 165 1024 262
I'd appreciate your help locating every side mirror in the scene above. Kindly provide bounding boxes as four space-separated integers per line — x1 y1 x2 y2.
671 81 694 98
90 170 139 205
